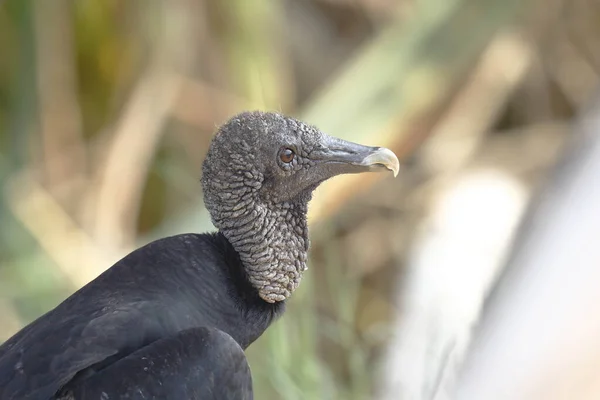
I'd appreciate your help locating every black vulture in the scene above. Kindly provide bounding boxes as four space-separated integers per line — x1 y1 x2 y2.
0 111 399 400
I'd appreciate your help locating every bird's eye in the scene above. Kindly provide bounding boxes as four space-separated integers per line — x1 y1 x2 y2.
279 148 295 163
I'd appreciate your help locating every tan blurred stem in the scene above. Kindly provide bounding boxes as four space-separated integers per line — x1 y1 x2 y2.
304 0 563 224
419 30 533 176
417 0 565 182
307 29 533 223
93 68 180 250
92 0 195 250
5 175 114 288
563 0 600 76
545 28 600 108
33 0 86 188
301 0 533 223
0 300 22 342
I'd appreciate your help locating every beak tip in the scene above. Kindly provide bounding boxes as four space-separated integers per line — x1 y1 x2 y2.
364 147 400 178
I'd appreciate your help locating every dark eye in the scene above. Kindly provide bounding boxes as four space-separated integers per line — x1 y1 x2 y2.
279 148 295 163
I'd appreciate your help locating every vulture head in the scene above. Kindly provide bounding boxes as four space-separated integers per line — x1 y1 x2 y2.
202 111 399 303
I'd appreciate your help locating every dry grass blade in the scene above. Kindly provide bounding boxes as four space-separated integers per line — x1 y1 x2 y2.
5 175 115 287
302 0 532 223
419 30 533 176
0 299 22 342
33 0 86 189
92 69 180 250
92 0 197 251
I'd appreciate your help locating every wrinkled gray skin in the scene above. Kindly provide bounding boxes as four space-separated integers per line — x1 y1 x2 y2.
202 111 398 302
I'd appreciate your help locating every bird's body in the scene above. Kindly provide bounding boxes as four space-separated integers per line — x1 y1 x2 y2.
0 111 399 399
0 233 281 399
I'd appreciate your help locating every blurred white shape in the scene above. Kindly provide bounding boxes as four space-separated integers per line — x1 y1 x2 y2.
455 101 600 400
378 169 528 400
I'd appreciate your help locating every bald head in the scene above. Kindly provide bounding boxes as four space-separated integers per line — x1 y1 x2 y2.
202 111 399 302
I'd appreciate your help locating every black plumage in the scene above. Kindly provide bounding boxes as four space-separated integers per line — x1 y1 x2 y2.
1 233 277 400
0 111 399 400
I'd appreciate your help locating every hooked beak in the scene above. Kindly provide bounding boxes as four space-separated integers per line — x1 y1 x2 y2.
313 135 400 177
356 147 400 177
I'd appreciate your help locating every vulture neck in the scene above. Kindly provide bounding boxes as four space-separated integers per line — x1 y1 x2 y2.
214 194 310 303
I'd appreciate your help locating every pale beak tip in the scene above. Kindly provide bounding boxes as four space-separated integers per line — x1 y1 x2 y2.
363 147 400 178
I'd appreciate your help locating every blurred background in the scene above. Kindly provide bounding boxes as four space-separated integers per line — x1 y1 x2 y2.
1 0 600 399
